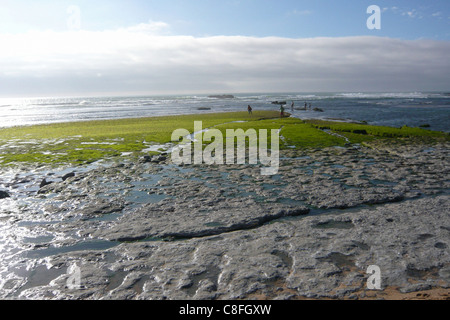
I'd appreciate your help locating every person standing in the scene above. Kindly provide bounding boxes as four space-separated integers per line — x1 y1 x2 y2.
291 101 295 112
248 105 253 115
280 104 285 118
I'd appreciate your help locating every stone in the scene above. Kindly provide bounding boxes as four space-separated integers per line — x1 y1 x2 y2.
208 95 235 99
39 178 52 188
0 190 10 199
62 172 75 181
271 101 287 105
399 283 433 294
139 155 152 163
151 155 167 163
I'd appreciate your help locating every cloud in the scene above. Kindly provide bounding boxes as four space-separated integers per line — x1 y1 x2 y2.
289 9 313 16
118 20 170 34
385 6 427 19
0 23 449 96
402 9 421 19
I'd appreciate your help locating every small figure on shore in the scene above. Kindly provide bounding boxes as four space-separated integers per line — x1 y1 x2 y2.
291 101 295 112
304 102 307 110
248 105 252 115
280 105 285 118
309 103 312 110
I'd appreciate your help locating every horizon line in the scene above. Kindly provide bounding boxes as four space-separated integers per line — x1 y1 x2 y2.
1 90 448 100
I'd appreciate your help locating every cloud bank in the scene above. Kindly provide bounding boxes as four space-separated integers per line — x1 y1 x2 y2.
1 23 449 96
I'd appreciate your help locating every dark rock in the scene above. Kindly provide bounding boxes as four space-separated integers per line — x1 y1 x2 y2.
313 107 324 112
399 283 433 294
208 95 235 99
272 101 286 105
434 242 447 249
151 155 167 163
417 233 434 241
62 172 75 181
0 190 10 199
39 178 52 188
197 107 211 110
139 155 152 163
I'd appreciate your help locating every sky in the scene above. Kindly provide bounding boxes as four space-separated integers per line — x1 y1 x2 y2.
0 0 449 97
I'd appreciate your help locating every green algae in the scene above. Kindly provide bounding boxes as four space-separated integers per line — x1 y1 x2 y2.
305 120 449 143
0 111 447 166
0 111 279 166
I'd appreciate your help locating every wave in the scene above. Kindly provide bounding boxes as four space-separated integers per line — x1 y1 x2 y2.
336 92 434 99
234 92 445 101
31 102 78 106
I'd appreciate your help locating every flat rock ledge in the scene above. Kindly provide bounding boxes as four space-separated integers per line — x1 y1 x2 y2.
2 142 448 300
19 195 450 300
89 200 309 242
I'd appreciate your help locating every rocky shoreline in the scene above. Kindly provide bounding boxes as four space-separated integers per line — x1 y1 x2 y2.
0 140 449 300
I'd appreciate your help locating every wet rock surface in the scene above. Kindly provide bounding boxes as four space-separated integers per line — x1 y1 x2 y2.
90 200 309 242
0 142 449 299
0 190 9 199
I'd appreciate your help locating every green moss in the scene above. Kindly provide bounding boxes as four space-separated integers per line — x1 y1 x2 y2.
1 153 55 164
0 111 280 166
281 122 347 149
198 117 349 150
1 111 447 166
306 120 446 138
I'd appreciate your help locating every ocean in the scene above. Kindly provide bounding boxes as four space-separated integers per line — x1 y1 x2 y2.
0 92 449 132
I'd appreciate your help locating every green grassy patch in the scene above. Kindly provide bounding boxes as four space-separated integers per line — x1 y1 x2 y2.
281 120 348 149
305 120 449 145
201 117 348 150
306 120 446 138
0 111 279 166
1 112 447 166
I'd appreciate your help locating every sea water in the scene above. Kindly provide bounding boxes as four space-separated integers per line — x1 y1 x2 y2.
0 92 449 132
